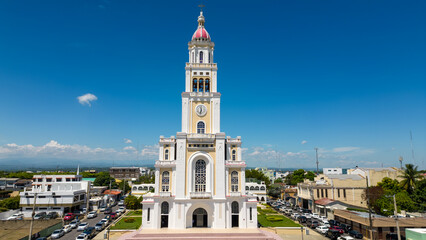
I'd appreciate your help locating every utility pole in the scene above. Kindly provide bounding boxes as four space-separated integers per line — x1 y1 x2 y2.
28 192 38 240
85 181 91 215
393 195 401 240
366 176 374 240
314 147 319 175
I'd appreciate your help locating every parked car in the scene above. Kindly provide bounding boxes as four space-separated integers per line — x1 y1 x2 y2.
319 216 328 222
322 219 331 227
348 230 363 239
46 212 58 220
316 225 329 234
308 220 320 228
312 213 320 219
99 205 107 212
104 207 112 214
62 224 72 233
298 216 307 223
77 222 89 231
329 226 344 234
340 223 352 233
291 213 300 219
329 220 340 226
110 212 118 219
100 218 109 226
34 212 47 220
337 236 354 240
117 207 126 213
64 213 75 221
69 219 80 228
87 211 97 219
51 229 65 239
118 200 125 206
83 227 96 238
75 233 88 240
326 229 342 240
7 213 24 220
95 222 105 231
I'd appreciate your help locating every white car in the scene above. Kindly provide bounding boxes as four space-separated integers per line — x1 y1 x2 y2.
69 219 80 228
322 220 331 227
51 229 65 239
118 200 125 206
117 206 126 213
76 233 88 240
100 218 109 225
316 225 329 234
62 224 72 233
99 206 107 212
77 222 88 231
7 213 24 220
319 216 328 222
303 213 312 218
87 211 97 219
338 236 354 240
291 213 300 219
312 213 320 219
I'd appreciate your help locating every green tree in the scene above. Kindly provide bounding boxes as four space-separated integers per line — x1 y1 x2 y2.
305 171 316 181
119 181 131 194
362 186 385 213
0 196 20 209
245 169 271 187
284 169 314 185
274 178 283 183
268 184 284 198
124 195 142 210
134 174 155 184
377 177 403 195
93 172 117 187
399 164 421 194
412 178 426 211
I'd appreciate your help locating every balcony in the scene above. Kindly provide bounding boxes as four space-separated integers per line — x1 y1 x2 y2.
159 192 171 197
190 192 212 199
155 160 176 168
229 192 241 197
225 160 246 168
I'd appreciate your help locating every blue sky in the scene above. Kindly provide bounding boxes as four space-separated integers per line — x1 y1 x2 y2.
0 0 425 169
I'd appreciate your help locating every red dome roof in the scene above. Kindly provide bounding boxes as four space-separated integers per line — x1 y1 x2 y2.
191 11 211 41
192 27 210 40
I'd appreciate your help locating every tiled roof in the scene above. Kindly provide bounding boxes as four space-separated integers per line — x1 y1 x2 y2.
314 198 335 206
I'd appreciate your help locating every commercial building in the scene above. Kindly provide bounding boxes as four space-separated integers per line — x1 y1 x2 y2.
334 209 426 239
19 174 89 218
109 167 145 180
245 181 267 203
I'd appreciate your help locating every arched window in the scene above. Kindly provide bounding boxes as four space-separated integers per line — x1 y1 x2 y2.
232 150 236 161
149 186 153 190
205 79 209 92
232 201 239 214
250 186 255 190
193 79 198 92
231 171 238 192
197 121 205 134
255 186 260 190
161 202 169 215
199 51 203 63
138 186 143 190
195 160 206 192
162 171 170 192
164 149 169 160
260 186 266 191
133 186 137 191
192 52 195 63
246 186 249 190
199 78 204 92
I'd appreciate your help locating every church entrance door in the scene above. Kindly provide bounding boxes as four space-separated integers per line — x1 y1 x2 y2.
192 208 207 227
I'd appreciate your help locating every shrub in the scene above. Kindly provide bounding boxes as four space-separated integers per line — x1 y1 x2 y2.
124 218 135 223
266 216 284 222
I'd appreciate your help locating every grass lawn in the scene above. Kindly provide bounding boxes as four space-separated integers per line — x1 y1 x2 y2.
126 210 142 216
110 217 142 230
258 214 301 227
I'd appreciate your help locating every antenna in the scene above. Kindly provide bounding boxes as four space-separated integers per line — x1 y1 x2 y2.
315 147 319 175
198 4 205 11
409 130 415 165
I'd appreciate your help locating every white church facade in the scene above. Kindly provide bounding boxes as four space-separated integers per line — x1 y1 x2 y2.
141 10 258 229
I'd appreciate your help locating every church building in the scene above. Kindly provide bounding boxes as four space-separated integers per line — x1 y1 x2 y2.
141 10 258 229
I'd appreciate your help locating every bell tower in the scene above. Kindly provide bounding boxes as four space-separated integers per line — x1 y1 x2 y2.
182 10 220 134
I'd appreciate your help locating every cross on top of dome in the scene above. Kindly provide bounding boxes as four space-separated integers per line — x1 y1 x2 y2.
192 8 211 41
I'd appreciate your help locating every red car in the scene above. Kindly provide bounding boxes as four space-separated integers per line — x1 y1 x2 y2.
110 212 117 219
329 226 344 234
64 213 75 221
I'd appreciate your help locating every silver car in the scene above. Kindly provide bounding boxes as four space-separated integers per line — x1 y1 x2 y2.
51 229 65 239
95 222 104 231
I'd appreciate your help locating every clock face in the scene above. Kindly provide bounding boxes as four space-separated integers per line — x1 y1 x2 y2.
195 104 207 117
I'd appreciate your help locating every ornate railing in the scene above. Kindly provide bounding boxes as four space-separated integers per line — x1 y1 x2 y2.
154 160 176 168
190 192 212 199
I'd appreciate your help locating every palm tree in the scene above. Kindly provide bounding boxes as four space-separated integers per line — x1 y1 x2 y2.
399 164 421 194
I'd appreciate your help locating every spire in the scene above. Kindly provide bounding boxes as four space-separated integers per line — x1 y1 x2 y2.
198 10 205 27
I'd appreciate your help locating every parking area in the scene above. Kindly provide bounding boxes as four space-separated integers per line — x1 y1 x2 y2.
268 200 363 240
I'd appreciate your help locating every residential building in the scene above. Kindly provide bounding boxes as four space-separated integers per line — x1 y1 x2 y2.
275 171 289 180
0 178 20 190
323 168 343 175
109 167 144 180
141 10 257 229
19 173 89 218
245 181 267 203
347 167 401 186
255 168 275 182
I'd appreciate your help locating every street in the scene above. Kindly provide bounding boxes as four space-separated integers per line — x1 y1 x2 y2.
60 205 120 240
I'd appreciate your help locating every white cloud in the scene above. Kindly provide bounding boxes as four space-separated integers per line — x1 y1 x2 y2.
123 138 132 144
77 93 97 106
332 146 360 153
0 140 158 161
301 140 308 145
